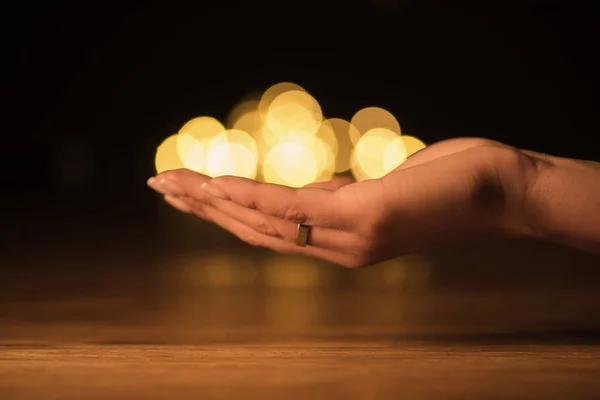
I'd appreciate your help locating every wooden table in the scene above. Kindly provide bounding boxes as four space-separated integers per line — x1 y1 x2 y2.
2 342 600 400
2 242 600 399
2 283 600 399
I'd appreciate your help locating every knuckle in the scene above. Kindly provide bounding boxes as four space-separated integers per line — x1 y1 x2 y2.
253 219 280 237
201 195 215 206
242 196 258 210
192 207 207 219
212 176 258 209
190 201 206 215
280 205 308 224
226 191 256 209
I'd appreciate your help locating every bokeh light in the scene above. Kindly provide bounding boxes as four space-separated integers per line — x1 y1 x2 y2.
263 256 332 288
176 133 204 173
232 108 261 136
401 135 427 156
352 128 406 180
179 252 259 287
354 255 432 287
325 118 361 173
350 106 401 135
226 98 260 129
263 90 323 145
382 137 408 173
204 129 258 179
154 85 435 297
262 138 320 187
258 82 306 119
155 82 426 184
176 116 225 174
203 253 259 287
155 134 185 173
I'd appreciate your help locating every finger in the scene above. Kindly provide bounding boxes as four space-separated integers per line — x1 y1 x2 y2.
199 176 354 230
200 193 360 252
151 169 212 197
157 192 213 221
163 195 193 213
200 203 355 267
397 137 503 170
147 174 188 196
155 170 361 251
304 176 355 191
149 170 361 266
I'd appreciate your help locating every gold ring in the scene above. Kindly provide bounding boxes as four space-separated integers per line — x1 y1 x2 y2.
296 224 310 247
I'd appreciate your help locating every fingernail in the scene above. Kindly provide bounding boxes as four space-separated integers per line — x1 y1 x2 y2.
164 195 192 213
147 177 167 195
147 176 185 196
201 182 229 200
160 178 185 196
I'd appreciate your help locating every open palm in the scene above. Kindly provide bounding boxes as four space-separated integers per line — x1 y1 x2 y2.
149 137 535 267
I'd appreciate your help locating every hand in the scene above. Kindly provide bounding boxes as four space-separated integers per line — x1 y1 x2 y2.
148 137 541 267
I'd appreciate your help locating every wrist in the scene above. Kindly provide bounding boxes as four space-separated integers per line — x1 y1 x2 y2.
519 154 600 253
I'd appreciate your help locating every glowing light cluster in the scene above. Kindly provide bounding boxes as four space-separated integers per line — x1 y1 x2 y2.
155 82 427 186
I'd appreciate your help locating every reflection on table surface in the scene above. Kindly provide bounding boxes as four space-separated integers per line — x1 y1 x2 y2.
2 343 599 400
1 230 600 399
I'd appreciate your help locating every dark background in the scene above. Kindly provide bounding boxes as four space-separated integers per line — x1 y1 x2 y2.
0 0 599 340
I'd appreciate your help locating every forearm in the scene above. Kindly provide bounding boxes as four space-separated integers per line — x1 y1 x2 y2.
523 152 600 254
